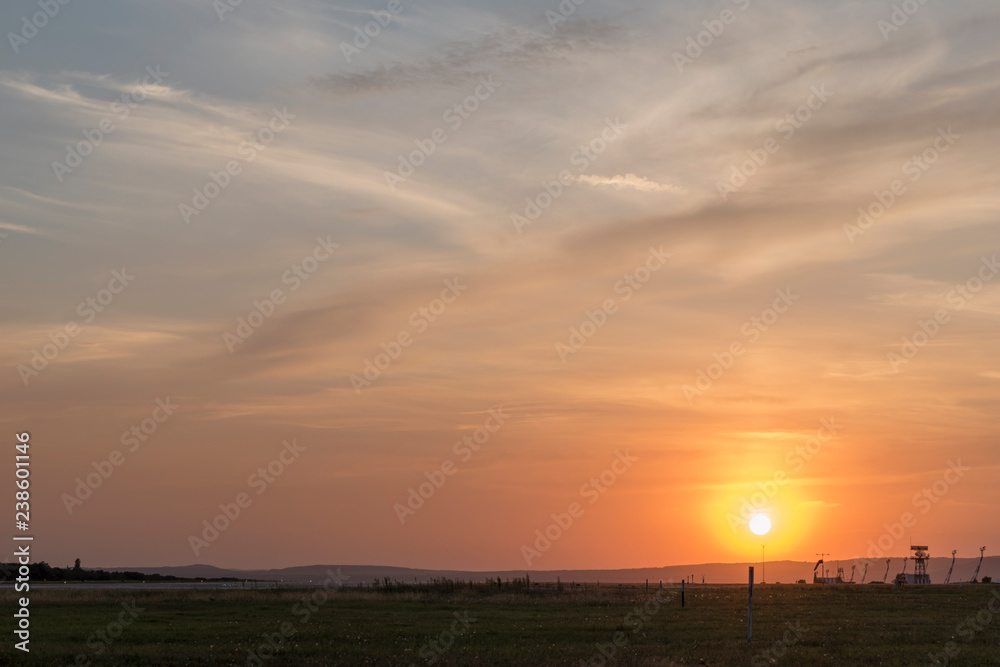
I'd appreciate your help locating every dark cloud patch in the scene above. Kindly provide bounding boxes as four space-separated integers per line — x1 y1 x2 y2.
310 20 631 95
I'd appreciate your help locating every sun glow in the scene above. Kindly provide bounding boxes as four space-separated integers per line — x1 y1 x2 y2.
749 514 771 536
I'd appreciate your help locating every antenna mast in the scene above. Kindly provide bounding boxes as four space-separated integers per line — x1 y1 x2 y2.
816 553 829 579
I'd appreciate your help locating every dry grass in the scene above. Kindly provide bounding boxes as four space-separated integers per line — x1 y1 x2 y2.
1 583 998 665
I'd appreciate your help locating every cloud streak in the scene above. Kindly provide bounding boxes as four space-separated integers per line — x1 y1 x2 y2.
576 173 687 194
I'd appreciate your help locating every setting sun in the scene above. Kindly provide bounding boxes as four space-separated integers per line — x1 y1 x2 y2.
749 514 772 536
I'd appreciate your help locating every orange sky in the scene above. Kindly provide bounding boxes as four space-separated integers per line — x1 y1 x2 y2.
1 0 998 571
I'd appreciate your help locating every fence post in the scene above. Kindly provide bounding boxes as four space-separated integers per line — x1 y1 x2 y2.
748 566 754 643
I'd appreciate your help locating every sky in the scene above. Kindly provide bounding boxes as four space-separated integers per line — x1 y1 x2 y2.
1 0 998 572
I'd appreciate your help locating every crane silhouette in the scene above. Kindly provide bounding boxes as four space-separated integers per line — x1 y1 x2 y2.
944 550 957 584
970 546 986 583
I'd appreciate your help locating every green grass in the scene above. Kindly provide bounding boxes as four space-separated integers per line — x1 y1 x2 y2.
2 583 999 665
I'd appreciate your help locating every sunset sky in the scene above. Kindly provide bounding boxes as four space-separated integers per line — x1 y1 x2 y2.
1 0 998 572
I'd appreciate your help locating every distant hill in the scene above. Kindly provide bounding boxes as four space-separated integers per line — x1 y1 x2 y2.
0 561 235 583
111 556 997 585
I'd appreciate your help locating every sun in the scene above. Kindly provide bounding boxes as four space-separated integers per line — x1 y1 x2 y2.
749 514 771 536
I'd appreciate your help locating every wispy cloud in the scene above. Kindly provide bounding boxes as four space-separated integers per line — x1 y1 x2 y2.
576 173 687 194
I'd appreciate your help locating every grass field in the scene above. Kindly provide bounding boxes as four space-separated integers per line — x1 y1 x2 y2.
2 583 999 665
